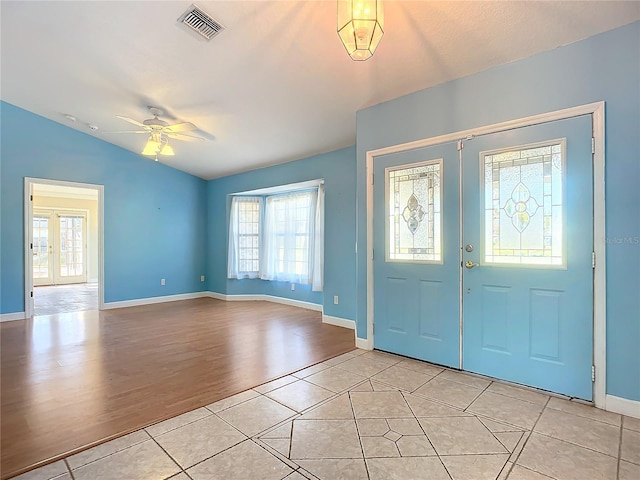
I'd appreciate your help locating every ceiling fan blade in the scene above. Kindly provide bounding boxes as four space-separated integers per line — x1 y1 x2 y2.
102 130 149 134
163 122 198 133
115 115 146 127
166 132 205 142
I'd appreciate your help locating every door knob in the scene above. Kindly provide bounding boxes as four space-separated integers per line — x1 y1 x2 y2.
465 260 479 269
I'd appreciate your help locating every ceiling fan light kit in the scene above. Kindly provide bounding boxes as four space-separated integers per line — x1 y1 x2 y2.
107 106 204 160
337 0 384 61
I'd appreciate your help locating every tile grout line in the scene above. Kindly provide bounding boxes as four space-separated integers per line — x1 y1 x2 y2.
528 430 623 460
262 378 340 414
213 403 297 439
204 388 262 414
146 408 214 438
147 433 187 477
400 390 454 480
478 379 521 479
247 437 302 476
539 401 622 427
63 458 75 480
166 435 246 474
616 420 623 480
347 389 372 480
62 430 152 472
506 394 552 476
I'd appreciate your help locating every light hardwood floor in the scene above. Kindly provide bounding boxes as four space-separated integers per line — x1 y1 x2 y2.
0 298 355 479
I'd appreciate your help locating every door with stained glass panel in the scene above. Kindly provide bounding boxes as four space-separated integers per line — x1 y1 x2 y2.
373 143 461 368
461 116 594 400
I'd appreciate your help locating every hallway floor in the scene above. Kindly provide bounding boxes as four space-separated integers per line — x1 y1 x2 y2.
33 283 98 316
13 349 639 480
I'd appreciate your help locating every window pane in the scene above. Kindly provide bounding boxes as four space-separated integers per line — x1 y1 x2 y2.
483 141 564 266
33 216 50 278
387 160 442 262
264 191 314 282
236 199 261 273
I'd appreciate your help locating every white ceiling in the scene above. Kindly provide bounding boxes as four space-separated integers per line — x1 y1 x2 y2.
33 183 98 201
2 1 638 180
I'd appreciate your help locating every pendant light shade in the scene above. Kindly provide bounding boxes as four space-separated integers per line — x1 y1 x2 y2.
141 133 175 157
337 0 384 61
141 136 162 156
160 142 175 156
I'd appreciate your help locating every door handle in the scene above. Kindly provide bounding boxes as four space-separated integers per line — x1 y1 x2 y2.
465 260 479 269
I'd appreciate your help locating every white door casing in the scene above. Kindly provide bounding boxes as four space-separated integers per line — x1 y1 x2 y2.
24 178 105 317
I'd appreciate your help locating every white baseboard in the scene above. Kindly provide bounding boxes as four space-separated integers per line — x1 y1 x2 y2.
0 312 26 322
605 394 640 418
355 336 373 350
322 314 356 330
103 292 209 310
206 292 322 312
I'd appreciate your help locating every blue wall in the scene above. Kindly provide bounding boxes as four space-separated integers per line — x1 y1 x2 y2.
1 22 637 403
356 23 640 401
0 102 208 312
207 147 357 320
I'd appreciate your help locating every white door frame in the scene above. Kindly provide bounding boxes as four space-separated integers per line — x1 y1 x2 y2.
365 102 606 408
24 178 105 316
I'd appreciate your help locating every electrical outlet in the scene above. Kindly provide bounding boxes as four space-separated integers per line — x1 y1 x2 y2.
334 295 339 305
161 278 166 286
291 283 295 291
200 275 205 282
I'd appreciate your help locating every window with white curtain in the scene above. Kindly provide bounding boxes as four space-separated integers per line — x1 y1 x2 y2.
228 196 262 279
227 183 324 291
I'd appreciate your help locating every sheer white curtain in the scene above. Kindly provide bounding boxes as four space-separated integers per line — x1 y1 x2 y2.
261 190 317 284
311 184 324 291
227 196 262 279
229 185 324 290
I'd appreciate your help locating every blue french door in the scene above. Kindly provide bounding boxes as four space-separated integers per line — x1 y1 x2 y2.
373 143 461 368
373 115 594 399
461 116 594 400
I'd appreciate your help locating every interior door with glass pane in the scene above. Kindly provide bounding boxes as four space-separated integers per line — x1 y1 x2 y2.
461 115 594 400
33 213 53 286
373 143 461 368
55 213 87 284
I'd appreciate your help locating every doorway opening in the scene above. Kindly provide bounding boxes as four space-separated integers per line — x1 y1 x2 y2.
25 178 104 317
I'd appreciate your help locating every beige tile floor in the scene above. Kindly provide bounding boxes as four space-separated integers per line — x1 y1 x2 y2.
13 349 640 480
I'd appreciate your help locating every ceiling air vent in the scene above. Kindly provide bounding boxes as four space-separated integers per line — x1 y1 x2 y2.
178 4 224 41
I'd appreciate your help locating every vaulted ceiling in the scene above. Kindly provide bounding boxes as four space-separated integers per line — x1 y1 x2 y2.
2 1 638 179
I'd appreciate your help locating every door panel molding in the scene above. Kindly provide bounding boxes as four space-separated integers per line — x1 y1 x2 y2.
365 101 606 408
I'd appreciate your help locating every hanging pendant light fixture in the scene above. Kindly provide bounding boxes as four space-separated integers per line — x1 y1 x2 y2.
337 0 384 61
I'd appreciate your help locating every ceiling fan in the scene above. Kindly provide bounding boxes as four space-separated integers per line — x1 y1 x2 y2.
106 107 205 159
